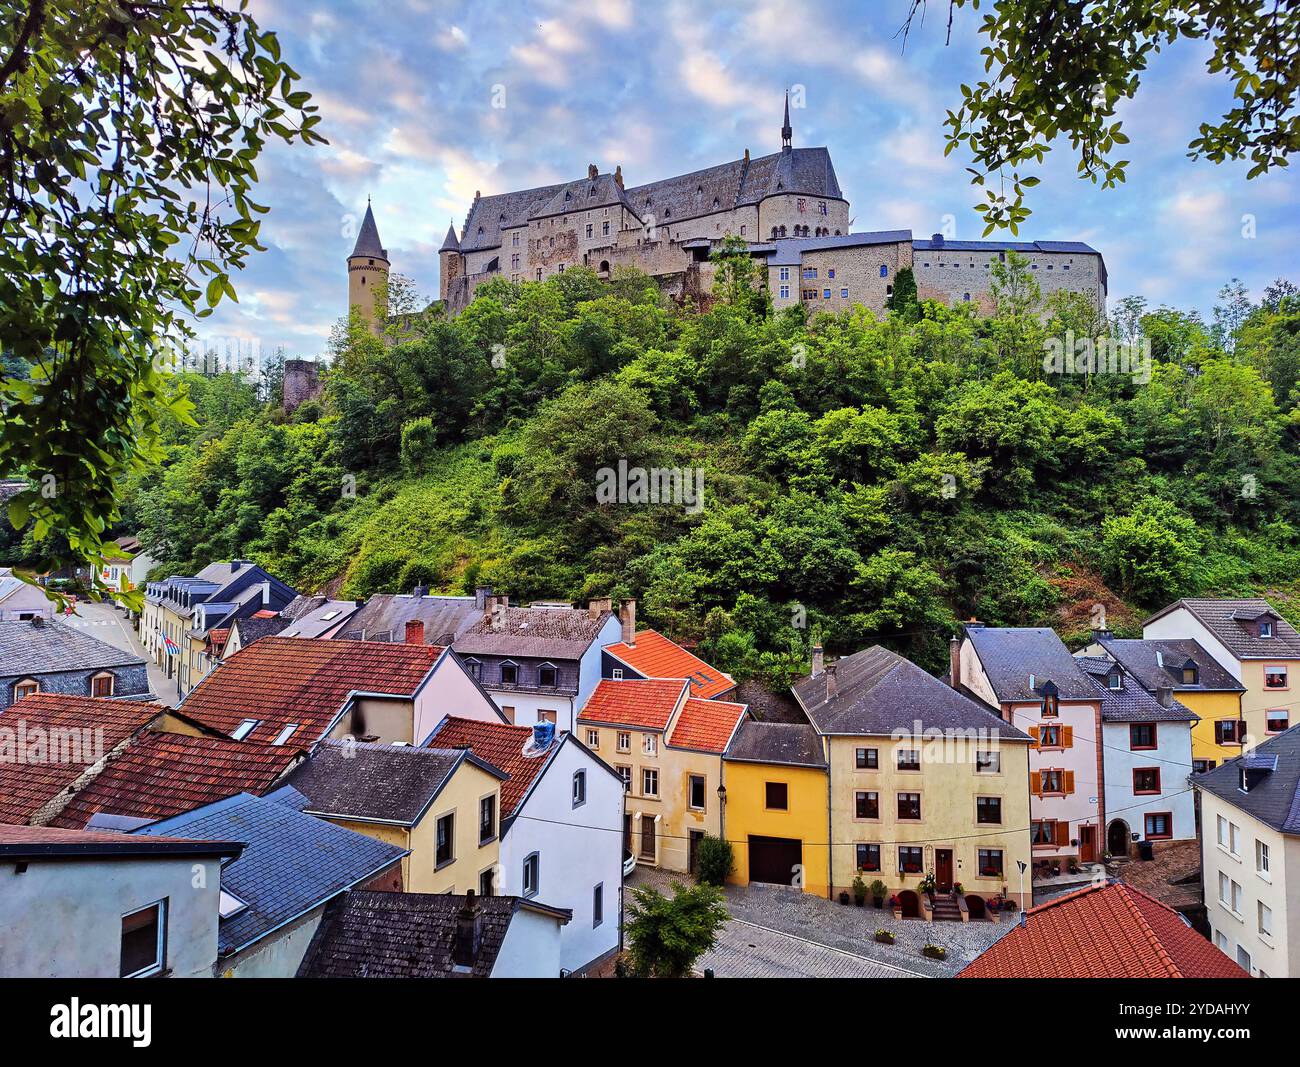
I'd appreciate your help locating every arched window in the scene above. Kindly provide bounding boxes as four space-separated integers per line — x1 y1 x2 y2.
598 259 610 273
91 672 114 698
879 264 888 278
13 678 38 701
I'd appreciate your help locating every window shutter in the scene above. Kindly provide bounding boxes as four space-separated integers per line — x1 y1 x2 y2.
1033 772 1044 798
1064 770 1076 795
1061 725 1073 748
1028 725 1040 745
1056 820 1070 845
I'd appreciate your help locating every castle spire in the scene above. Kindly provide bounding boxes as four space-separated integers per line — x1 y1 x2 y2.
350 200 388 261
439 220 460 252
781 90 793 152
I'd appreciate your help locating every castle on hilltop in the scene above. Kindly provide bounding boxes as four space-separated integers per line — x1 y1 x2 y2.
347 97 1107 326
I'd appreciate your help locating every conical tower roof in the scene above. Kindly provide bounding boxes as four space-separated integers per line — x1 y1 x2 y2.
350 201 388 261
439 221 460 252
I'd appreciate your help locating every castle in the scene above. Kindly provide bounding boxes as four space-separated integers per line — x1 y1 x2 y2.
347 98 1107 326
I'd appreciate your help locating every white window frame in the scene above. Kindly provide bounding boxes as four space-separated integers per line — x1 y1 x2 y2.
120 899 167 978
522 852 539 898
572 769 587 808
231 719 260 741
271 723 299 746
642 767 659 797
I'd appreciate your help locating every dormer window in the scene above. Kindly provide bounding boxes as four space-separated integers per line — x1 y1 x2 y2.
1181 661 1199 685
1260 620 1274 638
464 657 481 680
500 661 519 686
1107 670 1123 691
539 663 558 688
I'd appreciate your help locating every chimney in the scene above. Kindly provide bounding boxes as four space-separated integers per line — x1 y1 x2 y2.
451 890 482 972
587 163 598 180
588 597 613 619
1155 686 1173 708
230 560 242 573
811 644 824 679
412 584 428 599
931 232 944 247
30 615 44 629
613 164 624 189
1091 628 1113 643
405 619 425 645
474 585 492 611
620 599 637 647
948 636 961 689
825 662 838 700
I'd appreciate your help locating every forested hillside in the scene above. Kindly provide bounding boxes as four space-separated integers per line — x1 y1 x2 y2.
86 251 1300 683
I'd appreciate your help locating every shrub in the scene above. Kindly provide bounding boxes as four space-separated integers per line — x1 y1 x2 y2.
694 834 734 887
400 416 437 474
625 882 728 978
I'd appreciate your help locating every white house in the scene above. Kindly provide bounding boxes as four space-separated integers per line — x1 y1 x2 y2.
428 716 625 974
0 568 54 621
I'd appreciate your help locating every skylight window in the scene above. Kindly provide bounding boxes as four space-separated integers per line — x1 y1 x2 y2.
218 890 248 919
320 610 341 621
271 723 299 746
231 719 260 741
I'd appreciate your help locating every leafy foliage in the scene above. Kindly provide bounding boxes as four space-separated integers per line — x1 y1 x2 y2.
694 834 734 887
624 881 729 978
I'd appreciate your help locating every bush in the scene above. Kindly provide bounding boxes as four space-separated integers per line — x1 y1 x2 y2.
625 882 729 978
400 416 437 474
694 834 734 887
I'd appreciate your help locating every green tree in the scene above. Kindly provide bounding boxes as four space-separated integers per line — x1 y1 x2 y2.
694 834 734 887
624 881 729 978
1100 499 1202 603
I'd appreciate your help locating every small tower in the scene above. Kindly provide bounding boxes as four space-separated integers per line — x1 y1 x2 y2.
781 91 793 153
348 199 389 330
439 220 462 303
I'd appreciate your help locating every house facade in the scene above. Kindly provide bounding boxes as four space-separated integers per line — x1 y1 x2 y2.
0 568 54 620
0 618 153 711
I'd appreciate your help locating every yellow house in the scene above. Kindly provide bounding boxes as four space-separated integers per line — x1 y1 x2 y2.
722 721 829 897
794 646 1034 911
285 739 507 895
577 678 748 876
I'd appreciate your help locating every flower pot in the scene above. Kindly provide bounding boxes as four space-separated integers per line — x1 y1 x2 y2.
838 892 851 905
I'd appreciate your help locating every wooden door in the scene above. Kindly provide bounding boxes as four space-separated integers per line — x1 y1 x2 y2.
639 815 656 860
1079 823 1096 863
936 849 954 892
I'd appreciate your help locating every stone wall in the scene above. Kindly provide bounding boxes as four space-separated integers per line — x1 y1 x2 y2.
0 663 152 711
282 359 323 414
914 247 1106 317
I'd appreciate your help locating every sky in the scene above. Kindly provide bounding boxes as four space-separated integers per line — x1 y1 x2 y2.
202 0 1299 360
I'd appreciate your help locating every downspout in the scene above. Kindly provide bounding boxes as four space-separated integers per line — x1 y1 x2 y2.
825 734 833 899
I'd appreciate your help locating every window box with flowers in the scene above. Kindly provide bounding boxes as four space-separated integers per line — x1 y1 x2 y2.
874 929 895 945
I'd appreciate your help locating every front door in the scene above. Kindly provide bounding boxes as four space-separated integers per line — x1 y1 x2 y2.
1079 823 1097 863
639 815 656 861
688 830 705 874
935 849 954 893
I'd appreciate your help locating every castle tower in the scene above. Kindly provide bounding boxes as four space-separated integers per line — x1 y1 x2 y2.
348 199 389 330
439 221 461 303
781 91 793 152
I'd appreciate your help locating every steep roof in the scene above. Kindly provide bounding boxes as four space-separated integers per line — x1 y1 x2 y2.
577 678 688 732
725 720 826 768
964 626 1098 702
1076 657 1197 723
278 598 360 638
0 694 163 824
439 221 460 252
425 716 555 816
0 822 241 861
666 697 748 754
603 629 734 699
178 636 441 745
335 593 482 645
297 890 569 978
455 606 613 660
0 618 146 676
957 881 1249 978
1196 724 1300 834
138 790 407 957
1094 636 1245 693
285 740 503 826
49 731 304 829
350 202 387 260
793 646 1029 739
1144 598 1300 660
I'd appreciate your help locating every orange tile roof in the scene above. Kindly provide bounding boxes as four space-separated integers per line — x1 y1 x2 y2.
603 630 734 699
180 636 441 745
577 678 687 731
427 716 552 815
957 881 1250 978
0 694 163 824
50 730 305 829
667 698 748 753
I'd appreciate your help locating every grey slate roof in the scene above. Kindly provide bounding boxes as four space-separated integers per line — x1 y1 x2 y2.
455 606 613 660
350 203 387 260
335 593 482 645
1196 725 1300 835
793 645 1029 739
278 598 360 639
285 740 505 826
0 618 144 676
1145 598 1300 660
1076 656 1197 723
230 615 288 647
913 237 1100 254
137 789 407 957
439 222 460 252
1093 636 1244 693
965 626 1098 702
725 720 825 767
765 229 913 266
297 890 569 978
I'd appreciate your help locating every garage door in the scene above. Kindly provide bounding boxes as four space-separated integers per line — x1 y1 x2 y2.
748 836 803 886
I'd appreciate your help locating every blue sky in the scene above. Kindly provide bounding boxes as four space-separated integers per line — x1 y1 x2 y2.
206 0 1298 357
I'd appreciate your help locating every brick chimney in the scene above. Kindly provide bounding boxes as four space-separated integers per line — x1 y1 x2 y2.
474 585 492 610
1155 686 1173 708
620 599 637 646
811 644 824 678
825 662 838 700
948 635 961 690
588 597 613 619
404 619 425 645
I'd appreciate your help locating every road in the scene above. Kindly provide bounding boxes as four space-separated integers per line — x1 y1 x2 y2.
60 600 181 707
701 918 923 978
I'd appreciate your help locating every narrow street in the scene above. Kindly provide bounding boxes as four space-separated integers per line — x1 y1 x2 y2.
60 599 181 707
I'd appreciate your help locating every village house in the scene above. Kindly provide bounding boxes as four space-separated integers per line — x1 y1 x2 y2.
429 716 625 974
218 610 289 659
1143 598 1300 754
98 535 158 595
0 567 54 621
325 585 490 644
0 616 154 709
600 610 737 700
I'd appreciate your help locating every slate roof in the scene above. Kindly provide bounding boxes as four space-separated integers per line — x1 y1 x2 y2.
285 740 503 826
793 646 1030 739
765 229 913 266
425 716 555 816
350 202 387 260
603 629 734 699
439 222 460 252
138 790 407 957
0 567 28 604
335 593 482 645
227 614 288 649
1144 598 1300 659
913 237 1101 254
178 636 442 746
297 890 569 978
964 626 1098 702
278 597 360 638
49 731 304 829
578 678 688 731
1195 724 1300 834
666 697 748 754
957 880 1249 979
455 606 613 660
725 720 826 768
0 694 163 824
1076 657 1198 723
0 822 242 861
0 618 146 676
1093 636 1245 693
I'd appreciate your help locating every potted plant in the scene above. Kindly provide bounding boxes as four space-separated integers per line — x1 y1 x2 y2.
852 874 867 907
922 944 947 961
888 894 899 913
838 890 851 905
953 881 964 896
918 871 937 896
874 929 895 945
869 879 888 908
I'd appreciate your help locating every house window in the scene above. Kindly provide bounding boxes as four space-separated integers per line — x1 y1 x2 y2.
539 664 557 688
688 774 706 811
611 668 624 680
1031 820 1056 846
120 900 166 978
1259 900 1272 937
1193 758 1216 773
1264 665 1288 689
465 658 481 679
898 846 923 874
975 750 1000 774
1042 693 1059 717
585 223 593 238
855 747 878 769
617 731 631 752
1129 723 1157 750
572 770 586 807
479 868 495 897
91 672 115 697
779 285 790 299
897 792 921 820
896 748 920 771
586 728 600 748
856 843 881 872
977 849 1004 877
271 724 299 746
642 734 657 756
1259 620 1274 638
231 719 260 741
779 267 790 281
593 883 604 928
1215 719 1246 745
1256 839 1270 876
1144 811 1172 839
602 221 610 236
976 796 1002 824
500 662 518 685
615 765 631 789
1038 724 1062 748
1266 710 1289 733
501 706 516 724
479 795 496 843
538 710 557 725
642 768 659 797
1039 769 1065 794
1133 768 1161 795
13 678 38 701
1107 670 1124 690
522 852 539 897
429 811 457 871
1182 665 1198 685
855 791 879 819
765 782 789 811
1231 879 1244 915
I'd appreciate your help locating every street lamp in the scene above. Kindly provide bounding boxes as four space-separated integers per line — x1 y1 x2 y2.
1016 860 1028 925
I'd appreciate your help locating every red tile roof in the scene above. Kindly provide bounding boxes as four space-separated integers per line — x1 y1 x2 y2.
50 730 305 829
428 716 552 815
603 630 734 699
957 881 1251 978
577 678 687 731
179 636 441 745
0 694 163 824
667 698 748 753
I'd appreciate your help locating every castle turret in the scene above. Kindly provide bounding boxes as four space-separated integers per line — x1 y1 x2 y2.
438 220 462 303
781 91 793 152
348 200 389 330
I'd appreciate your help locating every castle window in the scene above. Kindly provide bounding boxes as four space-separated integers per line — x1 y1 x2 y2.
963 293 971 302
823 288 831 300
880 265 888 277
712 198 719 209
834 229 841 235
779 285 790 299
602 221 610 236
827 269 835 279
841 288 848 299
478 226 484 235
779 267 789 281
536 268 543 280
586 224 593 238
